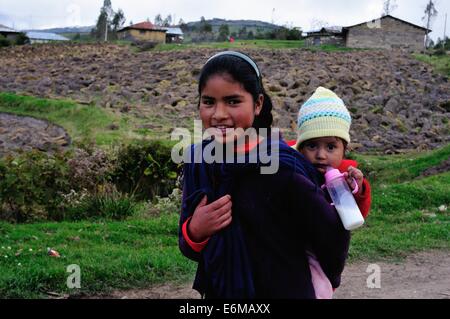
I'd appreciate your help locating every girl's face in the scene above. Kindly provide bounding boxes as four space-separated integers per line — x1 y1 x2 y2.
299 137 345 174
199 74 263 144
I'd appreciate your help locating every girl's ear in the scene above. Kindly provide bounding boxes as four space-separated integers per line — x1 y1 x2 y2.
255 94 264 116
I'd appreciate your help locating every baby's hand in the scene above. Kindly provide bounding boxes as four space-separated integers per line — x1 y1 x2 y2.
343 166 364 195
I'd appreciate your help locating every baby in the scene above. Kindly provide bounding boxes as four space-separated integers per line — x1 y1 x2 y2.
288 86 372 298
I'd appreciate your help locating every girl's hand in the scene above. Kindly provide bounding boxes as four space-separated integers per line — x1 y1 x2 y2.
188 195 233 243
344 166 364 195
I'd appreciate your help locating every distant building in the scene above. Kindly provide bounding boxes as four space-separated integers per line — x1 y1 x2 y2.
304 26 344 46
0 24 21 41
343 15 431 51
305 15 431 51
117 21 167 44
162 27 184 43
25 32 70 44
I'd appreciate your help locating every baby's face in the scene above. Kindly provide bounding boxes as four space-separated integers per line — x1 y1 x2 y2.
299 137 345 174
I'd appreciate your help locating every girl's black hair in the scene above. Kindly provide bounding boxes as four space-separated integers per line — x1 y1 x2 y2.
198 53 273 132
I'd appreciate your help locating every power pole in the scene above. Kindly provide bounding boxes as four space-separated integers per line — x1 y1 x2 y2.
105 19 108 41
444 13 448 49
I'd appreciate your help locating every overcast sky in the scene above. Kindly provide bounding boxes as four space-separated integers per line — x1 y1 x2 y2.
0 0 448 41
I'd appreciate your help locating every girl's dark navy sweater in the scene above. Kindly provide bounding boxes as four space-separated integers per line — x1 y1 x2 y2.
179 137 350 299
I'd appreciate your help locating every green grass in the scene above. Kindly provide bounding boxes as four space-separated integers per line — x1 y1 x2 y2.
154 39 306 51
350 144 450 184
152 39 365 52
414 53 450 77
0 92 162 147
347 145 450 261
0 213 197 298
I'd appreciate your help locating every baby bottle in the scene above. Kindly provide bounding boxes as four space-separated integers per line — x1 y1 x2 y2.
322 167 365 231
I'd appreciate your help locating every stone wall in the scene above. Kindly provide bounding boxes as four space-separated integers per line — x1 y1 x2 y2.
305 35 345 46
345 16 426 51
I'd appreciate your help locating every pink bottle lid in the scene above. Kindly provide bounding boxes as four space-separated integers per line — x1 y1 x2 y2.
324 167 343 184
323 166 359 194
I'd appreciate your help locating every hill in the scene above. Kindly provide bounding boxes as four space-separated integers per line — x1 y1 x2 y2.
0 43 448 153
185 18 280 33
24 26 94 34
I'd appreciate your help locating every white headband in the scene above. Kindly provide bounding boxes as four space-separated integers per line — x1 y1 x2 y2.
206 51 261 79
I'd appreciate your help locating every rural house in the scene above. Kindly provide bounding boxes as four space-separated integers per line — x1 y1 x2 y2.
163 27 184 43
0 24 21 41
305 15 431 51
117 21 167 44
344 15 431 50
304 26 344 46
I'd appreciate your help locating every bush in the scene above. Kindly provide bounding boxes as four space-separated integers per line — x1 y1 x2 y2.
433 48 447 56
112 140 181 201
67 147 114 193
62 184 139 221
0 141 181 223
15 32 29 45
149 188 182 216
0 150 71 222
0 35 11 47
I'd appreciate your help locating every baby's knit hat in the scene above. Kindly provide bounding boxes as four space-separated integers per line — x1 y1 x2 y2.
296 86 352 148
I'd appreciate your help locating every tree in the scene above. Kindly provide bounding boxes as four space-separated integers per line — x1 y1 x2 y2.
112 9 126 32
200 16 212 33
310 18 329 31
382 0 398 16
92 0 115 41
162 15 172 27
286 27 302 40
15 32 30 45
218 24 230 41
179 18 188 32
154 14 163 26
238 27 248 39
422 0 438 49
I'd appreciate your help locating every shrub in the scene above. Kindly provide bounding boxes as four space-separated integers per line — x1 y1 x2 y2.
433 48 447 56
148 188 182 216
0 150 71 222
112 140 181 200
0 141 181 223
15 32 29 45
67 147 114 193
0 35 11 48
62 184 139 221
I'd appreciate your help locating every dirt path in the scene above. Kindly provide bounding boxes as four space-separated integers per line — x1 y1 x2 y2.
88 250 449 299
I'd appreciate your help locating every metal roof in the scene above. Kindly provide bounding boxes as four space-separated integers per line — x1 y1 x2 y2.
305 26 343 36
26 31 69 41
0 24 20 33
162 27 183 36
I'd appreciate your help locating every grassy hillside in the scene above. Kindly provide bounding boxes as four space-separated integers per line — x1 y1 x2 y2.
414 53 450 77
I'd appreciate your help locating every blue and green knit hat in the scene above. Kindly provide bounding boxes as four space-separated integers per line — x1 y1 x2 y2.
296 87 351 148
